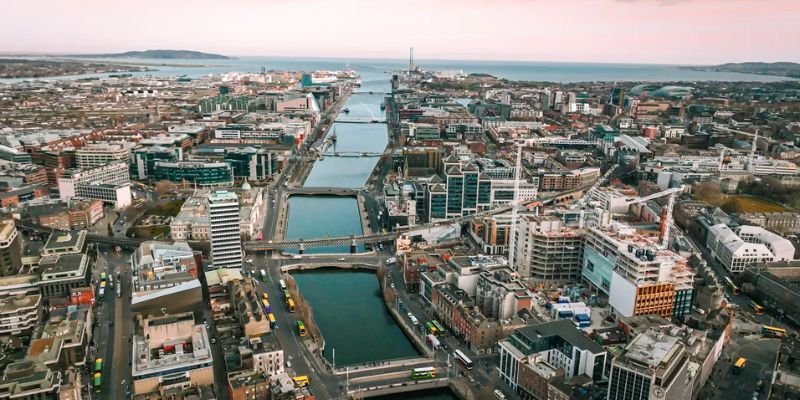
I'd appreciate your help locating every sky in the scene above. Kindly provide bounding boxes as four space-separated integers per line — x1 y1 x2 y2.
1 0 798 65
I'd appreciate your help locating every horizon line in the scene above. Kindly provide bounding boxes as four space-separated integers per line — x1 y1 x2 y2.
1 50 797 67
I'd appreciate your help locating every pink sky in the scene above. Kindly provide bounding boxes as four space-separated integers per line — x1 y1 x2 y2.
2 0 798 64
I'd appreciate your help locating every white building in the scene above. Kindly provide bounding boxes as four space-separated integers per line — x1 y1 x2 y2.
74 142 131 169
207 191 243 270
57 162 132 209
705 224 784 273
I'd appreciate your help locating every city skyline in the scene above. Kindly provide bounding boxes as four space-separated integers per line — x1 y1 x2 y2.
3 0 799 64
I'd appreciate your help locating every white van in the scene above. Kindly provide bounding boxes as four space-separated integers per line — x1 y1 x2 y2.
291 255 302 260
409 315 419 325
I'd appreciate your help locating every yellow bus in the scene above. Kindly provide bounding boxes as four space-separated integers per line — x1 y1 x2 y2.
733 357 746 374
287 298 296 313
761 325 787 338
262 292 269 300
292 375 309 387
749 300 764 315
268 313 277 329
297 320 307 337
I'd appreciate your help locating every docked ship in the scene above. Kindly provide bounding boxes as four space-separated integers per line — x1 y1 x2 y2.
342 108 350 113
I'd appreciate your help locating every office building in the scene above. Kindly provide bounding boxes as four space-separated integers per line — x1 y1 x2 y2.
0 360 61 399
29 199 104 231
208 191 243 270
0 294 41 338
153 161 233 187
582 222 695 320
0 223 22 277
513 215 582 282
74 142 130 168
57 162 132 209
132 146 179 180
706 223 793 273
607 329 692 400
131 241 199 293
499 320 608 399
539 167 600 191
132 312 214 395
475 267 530 320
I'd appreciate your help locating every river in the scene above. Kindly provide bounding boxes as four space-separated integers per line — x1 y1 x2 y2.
291 269 418 365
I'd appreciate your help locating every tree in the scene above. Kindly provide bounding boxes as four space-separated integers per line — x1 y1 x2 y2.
695 182 723 205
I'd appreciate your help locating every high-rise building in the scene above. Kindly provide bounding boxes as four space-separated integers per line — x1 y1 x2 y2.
582 222 695 320
607 329 692 400
208 191 243 270
513 215 583 282
0 222 22 277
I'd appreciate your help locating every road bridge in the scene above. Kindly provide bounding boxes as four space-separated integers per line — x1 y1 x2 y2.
324 151 384 158
347 378 449 399
335 118 387 124
288 187 361 196
243 232 397 252
280 262 379 273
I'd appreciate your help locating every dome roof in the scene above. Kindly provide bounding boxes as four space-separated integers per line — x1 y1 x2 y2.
241 180 251 191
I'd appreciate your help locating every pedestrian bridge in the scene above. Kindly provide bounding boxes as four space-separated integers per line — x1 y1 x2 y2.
324 151 384 158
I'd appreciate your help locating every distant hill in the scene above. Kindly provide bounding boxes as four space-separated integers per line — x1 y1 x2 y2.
72 50 231 60
684 62 800 79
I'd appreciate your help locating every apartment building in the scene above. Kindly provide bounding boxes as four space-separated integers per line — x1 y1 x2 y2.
29 199 104 230
539 167 600 191
513 215 583 282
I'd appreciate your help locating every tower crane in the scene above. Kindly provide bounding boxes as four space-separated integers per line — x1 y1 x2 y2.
622 185 685 249
570 164 618 228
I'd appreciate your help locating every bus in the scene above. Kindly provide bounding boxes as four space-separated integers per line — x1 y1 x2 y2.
410 367 436 380
749 300 765 315
93 372 102 393
425 322 439 336
432 320 446 336
262 292 269 301
292 375 310 387
297 320 307 336
260 269 268 282
453 349 473 370
733 357 747 374
723 276 740 295
268 313 277 329
287 298 296 313
762 325 787 338
279 279 287 291
94 358 103 373
100 272 107 282
284 290 291 299
262 299 272 313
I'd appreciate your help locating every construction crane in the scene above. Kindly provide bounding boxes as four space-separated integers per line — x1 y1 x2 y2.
569 164 618 228
572 164 618 210
507 142 524 272
623 186 685 249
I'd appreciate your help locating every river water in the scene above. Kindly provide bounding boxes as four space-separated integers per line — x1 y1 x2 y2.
291 269 418 365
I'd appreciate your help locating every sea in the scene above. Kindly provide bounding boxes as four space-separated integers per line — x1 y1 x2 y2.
0 56 796 84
